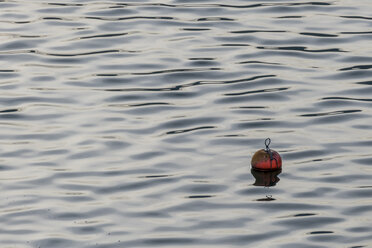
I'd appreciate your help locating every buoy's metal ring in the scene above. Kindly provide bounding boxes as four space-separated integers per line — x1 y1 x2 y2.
265 138 271 151
265 138 278 170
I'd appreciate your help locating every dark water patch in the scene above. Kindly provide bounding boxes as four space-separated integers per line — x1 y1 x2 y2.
105 94 148 103
255 196 276 201
197 17 234 21
157 91 199 99
104 140 131 150
139 174 172 179
0 108 20 113
42 57 85 64
0 72 18 80
307 112 365 125
236 186 285 196
339 64 372 71
78 32 131 40
187 195 214 199
159 117 221 130
231 29 286 34
165 201 329 213
130 210 170 218
0 228 36 235
187 59 219 66
42 17 65 20
292 187 339 198
208 137 259 147
234 120 292 129
95 178 177 195
216 231 286 245
40 49 121 57
278 243 328 248
356 80 372 86
257 202 330 211
317 70 372 80
68 150 103 160
341 31 372 35
0 40 47 51
100 67 221 76
233 106 267 109
0 131 74 141
225 87 289 96
346 226 372 233
352 158 372 166
300 32 338 38
142 237 198 246
308 231 334 234
342 205 372 216
37 6 81 14
85 15 175 22
257 45 346 53
86 8 136 17
68 224 105 234
237 60 281 65
0 164 13 171
218 90 290 104
274 216 344 229
220 43 250 47
299 109 362 117
357 186 372 189
315 174 372 183
40 19 86 27
33 238 78 248
165 126 216 135
335 87 372 96
173 183 227 194
291 213 318 218
284 150 327 160
31 76 55 82
335 189 372 199
58 195 95 202
341 15 372 21
131 151 164 160
340 56 372 63
181 28 211 31
124 105 176 115
219 74 277 86
46 3 84 7
307 233 344 242
276 15 303 19
238 50 335 60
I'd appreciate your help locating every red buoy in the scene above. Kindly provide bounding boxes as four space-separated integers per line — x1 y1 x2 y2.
251 138 282 171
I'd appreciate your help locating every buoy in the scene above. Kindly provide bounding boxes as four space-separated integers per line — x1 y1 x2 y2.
251 138 282 171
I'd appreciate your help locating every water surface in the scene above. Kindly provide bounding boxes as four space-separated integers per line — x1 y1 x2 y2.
1 1 372 247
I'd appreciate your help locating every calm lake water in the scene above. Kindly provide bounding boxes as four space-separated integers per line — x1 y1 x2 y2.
1 1 372 247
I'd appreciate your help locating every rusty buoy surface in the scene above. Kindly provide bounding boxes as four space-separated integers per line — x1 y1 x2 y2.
251 138 282 171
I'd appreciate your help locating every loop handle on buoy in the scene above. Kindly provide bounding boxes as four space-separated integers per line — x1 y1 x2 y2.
264 138 274 161
264 138 271 151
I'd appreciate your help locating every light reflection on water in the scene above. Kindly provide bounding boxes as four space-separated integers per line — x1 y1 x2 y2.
1 1 372 247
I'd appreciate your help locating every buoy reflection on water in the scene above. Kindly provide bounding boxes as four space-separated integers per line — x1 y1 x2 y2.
251 168 282 187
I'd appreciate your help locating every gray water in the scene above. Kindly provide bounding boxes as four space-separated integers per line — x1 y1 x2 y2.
1 1 372 247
